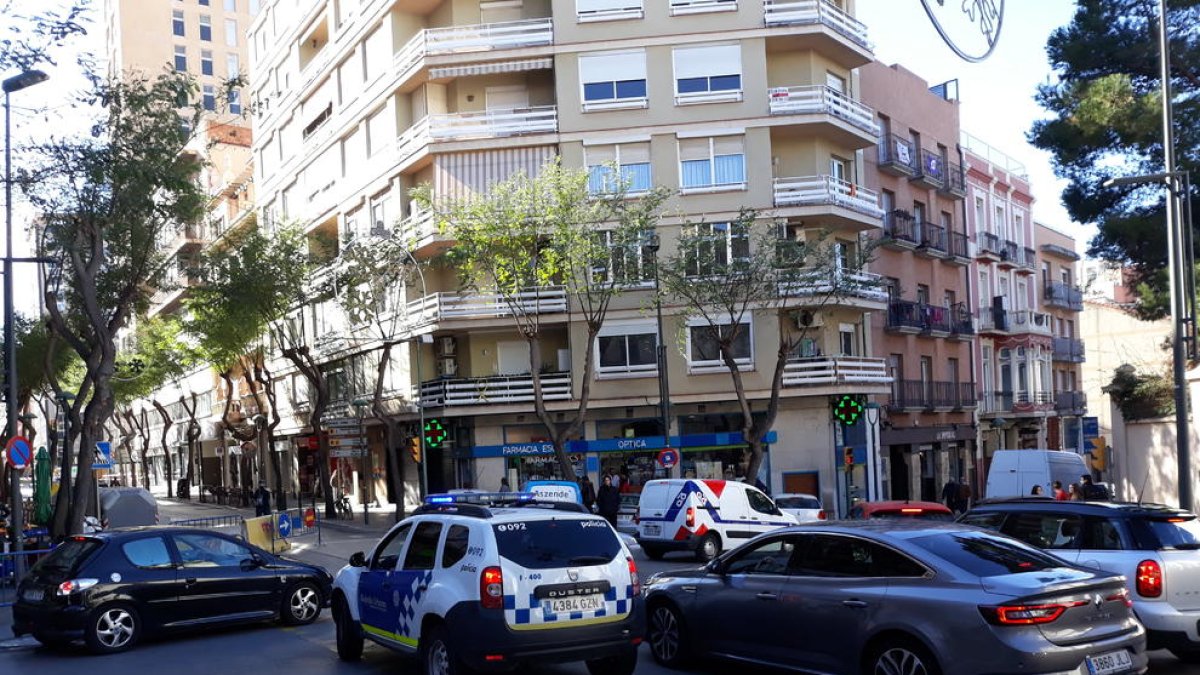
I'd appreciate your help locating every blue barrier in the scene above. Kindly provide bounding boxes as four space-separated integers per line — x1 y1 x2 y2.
1 548 55 608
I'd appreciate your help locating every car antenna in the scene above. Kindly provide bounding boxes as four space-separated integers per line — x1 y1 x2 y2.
1137 465 1150 505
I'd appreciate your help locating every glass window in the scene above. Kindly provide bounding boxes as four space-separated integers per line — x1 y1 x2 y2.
402 522 443 571
1000 512 1084 551
579 50 647 110
959 512 1006 531
199 14 212 41
789 535 926 577
577 0 644 19
746 488 778 516
200 49 213 76
909 531 1065 577
174 533 253 567
593 229 655 286
673 44 742 103
775 496 820 510
688 321 751 366
34 538 101 575
174 45 188 72
493 518 621 570
250 0 259 13
122 537 174 569
229 88 242 114
1142 517 1200 550
1081 518 1125 551
679 136 745 191
441 525 471 568
173 10 186 37
200 0 210 5
683 220 749 276
586 142 651 193
597 331 657 374
202 84 216 111
226 52 240 79
371 524 412 570
225 18 238 46
224 0 236 10
724 536 796 575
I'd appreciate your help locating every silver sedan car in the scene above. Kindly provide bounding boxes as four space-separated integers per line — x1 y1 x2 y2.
644 521 1147 675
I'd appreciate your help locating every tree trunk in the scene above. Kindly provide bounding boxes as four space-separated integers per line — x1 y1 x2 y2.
527 337 577 482
372 343 405 521
152 400 175 498
282 346 335 519
255 358 287 510
180 393 201 498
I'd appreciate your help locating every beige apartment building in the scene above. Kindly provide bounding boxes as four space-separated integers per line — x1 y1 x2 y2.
247 0 892 515
860 62 977 503
1035 221 1086 451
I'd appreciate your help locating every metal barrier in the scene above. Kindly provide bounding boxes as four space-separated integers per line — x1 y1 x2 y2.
1 548 55 608
169 514 247 539
270 507 323 549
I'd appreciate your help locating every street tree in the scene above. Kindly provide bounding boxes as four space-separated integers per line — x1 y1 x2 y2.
1030 0 1200 317
0 1 89 73
656 209 878 483
417 160 669 481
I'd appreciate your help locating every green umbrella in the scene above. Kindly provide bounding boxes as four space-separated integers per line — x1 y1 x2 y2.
33 447 52 525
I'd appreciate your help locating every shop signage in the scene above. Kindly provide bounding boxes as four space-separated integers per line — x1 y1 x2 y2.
525 480 582 504
469 432 778 459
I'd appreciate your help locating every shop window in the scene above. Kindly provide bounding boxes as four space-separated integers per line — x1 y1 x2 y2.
687 319 752 370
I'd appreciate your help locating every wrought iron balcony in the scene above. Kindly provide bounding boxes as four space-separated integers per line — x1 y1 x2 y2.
1019 247 1038 272
880 210 918 249
877 133 916 177
889 380 977 411
768 85 880 138
782 356 890 387
1052 337 1085 363
980 390 1014 414
947 230 970 261
915 221 948 256
911 148 946 189
940 162 966 198
978 232 1004 259
419 371 571 407
773 175 883 220
1055 390 1087 415
1044 281 1084 311
886 300 951 335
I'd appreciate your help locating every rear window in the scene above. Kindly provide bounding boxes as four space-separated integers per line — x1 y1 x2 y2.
34 538 102 575
777 496 821 510
910 531 1067 577
494 518 621 570
1143 517 1200 550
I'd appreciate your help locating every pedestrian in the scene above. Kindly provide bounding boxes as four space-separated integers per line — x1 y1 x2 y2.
955 477 972 513
253 481 271 517
941 478 959 510
580 475 597 513
1030 484 1044 496
1079 474 1103 501
499 477 511 493
597 474 621 527
1053 480 1068 501
1068 483 1082 501
609 469 622 491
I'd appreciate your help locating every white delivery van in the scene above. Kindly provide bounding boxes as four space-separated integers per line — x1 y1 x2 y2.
985 449 1089 499
635 479 797 561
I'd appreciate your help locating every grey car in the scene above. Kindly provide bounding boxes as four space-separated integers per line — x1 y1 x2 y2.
644 521 1148 675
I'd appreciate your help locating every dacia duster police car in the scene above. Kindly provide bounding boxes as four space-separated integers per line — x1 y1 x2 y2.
331 493 644 675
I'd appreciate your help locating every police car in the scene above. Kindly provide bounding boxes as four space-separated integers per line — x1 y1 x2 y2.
331 492 644 675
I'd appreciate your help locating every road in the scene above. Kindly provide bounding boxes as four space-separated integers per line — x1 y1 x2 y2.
1 497 1195 672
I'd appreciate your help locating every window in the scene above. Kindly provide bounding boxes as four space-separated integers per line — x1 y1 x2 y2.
597 323 657 375
1001 513 1085 551
791 534 924 577
679 135 745 191
724 536 795 575
122 537 173 569
441 525 470 568
225 18 238 46
673 44 742 104
683 220 748 276
370 191 392 233
840 324 857 356
830 155 850 183
492 519 621 570
576 0 644 21
202 85 216 111
586 142 651 193
370 524 411 570
910 531 1063 576
402 522 443 570
579 50 647 111
200 14 212 41
958 512 1006 531
974 195 986 233
1080 518 1124 551
366 106 393 156
226 52 240 79
250 0 259 13
173 10 185 36
595 230 654 286
670 0 736 15
174 45 188 72
200 0 210 5
224 0 236 9
199 49 212 75
825 70 846 94
229 88 242 114
174 533 253 567
746 488 778 515
688 319 752 368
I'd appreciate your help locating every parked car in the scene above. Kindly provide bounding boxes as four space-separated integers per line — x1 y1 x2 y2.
772 493 825 523
615 493 640 534
961 499 1200 662
848 500 954 520
985 449 1090 499
12 527 333 653
644 521 1148 675
331 492 643 675
636 479 797 561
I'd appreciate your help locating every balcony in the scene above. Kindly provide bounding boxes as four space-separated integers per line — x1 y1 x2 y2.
773 175 884 229
980 390 1014 415
419 371 571 407
1017 247 1038 273
395 106 558 166
910 149 946 190
1040 242 1081 262
394 18 555 82
940 162 966 198
877 134 916 177
405 285 567 328
162 224 207 258
949 304 975 339
880 210 918 250
997 240 1020 268
782 356 891 388
947 230 970 264
1055 390 1087 415
395 209 453 259
768 85 880 146
977 232 1004 261
1008 310 1053 336
978 306 1008 334
1044 281 1084 311
914 221 948 258
887 301 974 339
777 267 888 307
1052 337 1086 363
762 0 873 67
889 380 977 411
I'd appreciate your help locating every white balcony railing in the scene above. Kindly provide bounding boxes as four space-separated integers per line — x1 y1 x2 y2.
773 175 884 219
763 0 871 48
1008 309 1054 336
405 286 567 325
395 209 436 245
768 85 880 136
778 268 888 302
419 371 571 406
782 356 891 387
429 106 558 140
395 18 554 77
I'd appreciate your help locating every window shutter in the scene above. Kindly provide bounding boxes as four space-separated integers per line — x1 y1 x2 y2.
713 135 744 156
621 142 650 164
586 144 617 165
679 137 709 162
673 44 741 79
579 50 647 84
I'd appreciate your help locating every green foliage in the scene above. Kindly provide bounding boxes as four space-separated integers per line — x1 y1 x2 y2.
9 315 77 402
111 317 197 405
1030 0 1200 316
1106 366 1175 420
0 1 89 72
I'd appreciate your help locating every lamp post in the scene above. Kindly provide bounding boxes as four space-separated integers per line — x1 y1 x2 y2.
352 398 369 525
644 234 672 469
4 68 48 556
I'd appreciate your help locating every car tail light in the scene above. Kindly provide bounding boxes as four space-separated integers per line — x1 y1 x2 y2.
480 567 504 609
817 510 826 520
1136 560 1163 598
685 506 695 529
1107 587 1133 608
900 508 924 514
57 579 99 596
628 556 640 596
979 601 1086 625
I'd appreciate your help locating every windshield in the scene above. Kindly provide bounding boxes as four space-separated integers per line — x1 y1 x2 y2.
494 518 622 570
910 531 1066 577
1146 517 1200 550
776 496 821 510
33 538 102 575
870 509 953 521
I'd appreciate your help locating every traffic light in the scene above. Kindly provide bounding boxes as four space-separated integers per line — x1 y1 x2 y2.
1089 437 1108 470
408 436 422 464
844 446 855 469
832 395 865 426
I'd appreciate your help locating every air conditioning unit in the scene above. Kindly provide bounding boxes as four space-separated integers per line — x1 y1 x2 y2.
437 357 458 378
795 310 823 328
437 336 457 357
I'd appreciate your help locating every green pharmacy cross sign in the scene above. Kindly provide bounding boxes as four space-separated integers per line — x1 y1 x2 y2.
424 418 448 449
832 395 865 427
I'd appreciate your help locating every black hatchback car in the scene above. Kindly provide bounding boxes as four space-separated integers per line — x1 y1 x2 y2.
13 527 333 653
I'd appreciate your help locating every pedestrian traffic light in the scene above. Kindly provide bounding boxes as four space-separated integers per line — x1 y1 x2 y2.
844 446 855 468
408 437 422 464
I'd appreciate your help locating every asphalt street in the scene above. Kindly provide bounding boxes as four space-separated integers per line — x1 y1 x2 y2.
0 496 1195 673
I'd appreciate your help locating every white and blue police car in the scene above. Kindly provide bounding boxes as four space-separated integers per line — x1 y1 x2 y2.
331 492 644 675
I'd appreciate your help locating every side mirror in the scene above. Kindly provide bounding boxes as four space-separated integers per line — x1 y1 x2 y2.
240 556 264 571
706 559 724 575
349 551 366 567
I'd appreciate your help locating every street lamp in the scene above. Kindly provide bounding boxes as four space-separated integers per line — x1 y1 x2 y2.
5 68 48 555
351 397 370 525
644 234 672 468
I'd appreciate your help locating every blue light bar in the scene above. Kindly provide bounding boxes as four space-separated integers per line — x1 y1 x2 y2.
423 492 537 505
427 495 455 504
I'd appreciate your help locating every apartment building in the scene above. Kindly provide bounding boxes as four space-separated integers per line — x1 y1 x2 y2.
1036 222 1086 451
860 62 977 502
247 0 892 514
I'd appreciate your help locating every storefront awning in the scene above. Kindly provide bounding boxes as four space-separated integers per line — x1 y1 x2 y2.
468 431 778 458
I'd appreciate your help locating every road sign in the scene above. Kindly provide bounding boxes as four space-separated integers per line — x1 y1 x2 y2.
1083 416 1099 439
324 417 360 429
657 447 679 469
5 436 31 470
328 437 365 448
330 448 367 458
277 513 292 538
94 441 113 470
303 508 316 528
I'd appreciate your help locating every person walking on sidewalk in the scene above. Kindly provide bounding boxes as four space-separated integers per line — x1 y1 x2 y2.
254 482 272 517
597 475 620 527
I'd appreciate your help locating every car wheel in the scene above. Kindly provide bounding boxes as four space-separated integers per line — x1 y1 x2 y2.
585 648 637 675
695 533 721 561
866 637 941 675
421 624 471 675
648 602 690 668
333 595 363 662
1169 648 1200 663
84 603 140 654
281 582 322 625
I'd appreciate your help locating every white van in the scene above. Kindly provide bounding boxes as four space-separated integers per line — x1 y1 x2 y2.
635 479 797 561
985 449 1090 499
